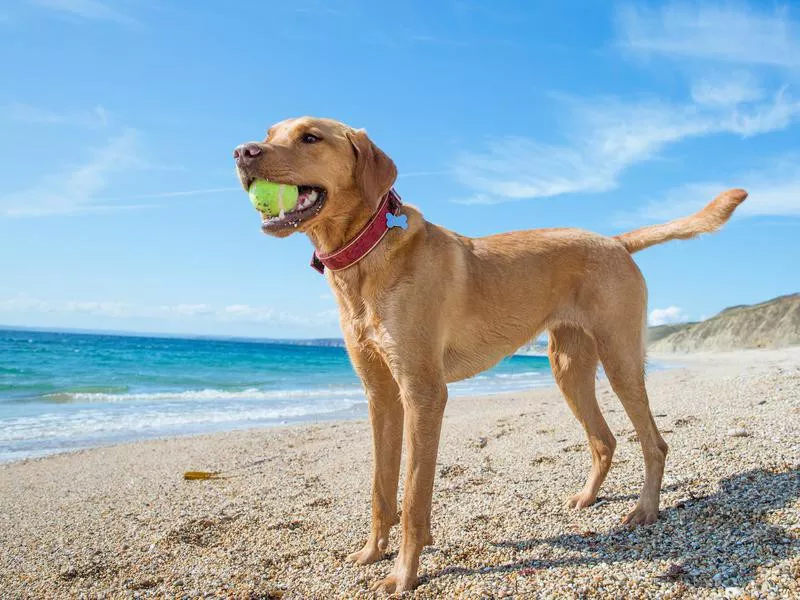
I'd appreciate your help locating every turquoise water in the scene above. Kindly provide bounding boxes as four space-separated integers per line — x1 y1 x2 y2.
0 328 553 462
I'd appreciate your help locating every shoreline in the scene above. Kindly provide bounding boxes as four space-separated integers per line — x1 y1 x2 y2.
1 363 557 467
1 347 798 598
1 383 552 467
4 353 693 466
0 329 556 465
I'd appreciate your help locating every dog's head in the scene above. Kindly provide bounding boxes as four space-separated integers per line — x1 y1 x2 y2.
234 117 397 238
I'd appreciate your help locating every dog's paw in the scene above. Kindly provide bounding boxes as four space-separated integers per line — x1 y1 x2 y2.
564 491 597 509
370 573 417 594
346 544 385 566
622 505 658 525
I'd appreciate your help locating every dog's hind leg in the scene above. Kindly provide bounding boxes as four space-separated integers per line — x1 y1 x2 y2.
548 325 616 508
595 323 668 525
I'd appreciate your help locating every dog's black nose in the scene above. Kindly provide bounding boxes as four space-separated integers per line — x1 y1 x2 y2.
233 143 262 166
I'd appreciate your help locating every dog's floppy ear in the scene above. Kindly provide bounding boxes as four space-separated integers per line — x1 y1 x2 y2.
346 128 397 208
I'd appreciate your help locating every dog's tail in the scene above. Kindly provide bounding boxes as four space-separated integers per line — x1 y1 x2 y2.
615 188 748 254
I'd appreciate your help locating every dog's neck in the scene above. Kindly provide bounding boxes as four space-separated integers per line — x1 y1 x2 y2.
306 191 382 256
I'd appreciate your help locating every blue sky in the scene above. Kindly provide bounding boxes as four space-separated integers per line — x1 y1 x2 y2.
0 0 798 338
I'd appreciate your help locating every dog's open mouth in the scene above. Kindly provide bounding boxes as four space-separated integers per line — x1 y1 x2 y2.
260 185 326 232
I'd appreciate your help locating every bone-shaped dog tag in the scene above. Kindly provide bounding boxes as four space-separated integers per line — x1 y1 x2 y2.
386 213 408 230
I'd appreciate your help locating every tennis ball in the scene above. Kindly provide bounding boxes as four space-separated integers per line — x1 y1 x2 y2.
248 179 299 217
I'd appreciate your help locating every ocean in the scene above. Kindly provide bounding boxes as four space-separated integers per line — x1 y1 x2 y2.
0 328 554 462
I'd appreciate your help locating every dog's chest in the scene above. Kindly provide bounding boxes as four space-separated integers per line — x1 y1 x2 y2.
347 309 390 354
331 280 391 353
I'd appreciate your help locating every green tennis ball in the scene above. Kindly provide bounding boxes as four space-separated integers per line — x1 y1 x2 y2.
248 179 299 217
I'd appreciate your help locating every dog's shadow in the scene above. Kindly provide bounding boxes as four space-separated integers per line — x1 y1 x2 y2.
426 467 799 589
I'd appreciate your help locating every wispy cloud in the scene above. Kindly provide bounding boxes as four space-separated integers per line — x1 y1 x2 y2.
453 134 609 201
690 73 765 107
615 1 800 68
452 89 800 204
397 170 452 179
451 3 800 205
615 160 800 226
0 295 339 327
3 103 109 128
125 187 240 200
28 0 136 25
0 101 238 216
649 306 689 326
0 129 143 217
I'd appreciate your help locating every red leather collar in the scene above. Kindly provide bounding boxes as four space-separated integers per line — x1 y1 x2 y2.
311 189 403 274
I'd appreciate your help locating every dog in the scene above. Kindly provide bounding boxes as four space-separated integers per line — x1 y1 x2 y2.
234 117 747 593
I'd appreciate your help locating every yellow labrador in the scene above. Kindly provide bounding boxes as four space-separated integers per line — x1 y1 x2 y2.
234 117 746 593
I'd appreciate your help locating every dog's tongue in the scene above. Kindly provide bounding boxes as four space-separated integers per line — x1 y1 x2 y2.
296 188 319 211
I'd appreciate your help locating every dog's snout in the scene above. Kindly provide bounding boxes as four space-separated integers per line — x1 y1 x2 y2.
233 143 263 166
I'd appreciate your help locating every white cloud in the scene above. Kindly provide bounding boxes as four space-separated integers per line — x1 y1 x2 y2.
0 294 338 327
691 74 764 107
167 304 214 317
615 160 800 226
29 0 136 25
220 304 275 321
0 295 52 313
398 170 452 179
736 180 800 218
0 103 238 217
615 182 724 227
452 3 800 206
602 2 800 223
0 130 145 217
3 103 109 128
452 90 800 204
718 86 800 135
62 301 215 319
649 306 689 326
453 193 501 206
65 301 134 318
615 2 800 68
453 135 612 201
126 187 240 200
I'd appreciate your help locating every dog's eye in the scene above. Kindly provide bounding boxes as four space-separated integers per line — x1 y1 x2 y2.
301 133 321 144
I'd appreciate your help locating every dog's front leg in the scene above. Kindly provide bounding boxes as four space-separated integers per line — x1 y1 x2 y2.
346 350 403 565
371 377 447 594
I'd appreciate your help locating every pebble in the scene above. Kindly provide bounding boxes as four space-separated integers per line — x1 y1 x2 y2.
727 427 750 438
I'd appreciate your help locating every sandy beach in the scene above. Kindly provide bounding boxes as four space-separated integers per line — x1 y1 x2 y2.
1 347 798 599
